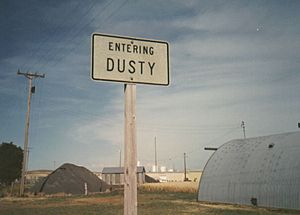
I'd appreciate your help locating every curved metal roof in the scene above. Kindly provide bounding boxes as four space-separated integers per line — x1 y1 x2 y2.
198 131 300 210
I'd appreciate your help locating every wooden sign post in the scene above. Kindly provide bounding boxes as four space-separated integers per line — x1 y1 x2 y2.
91 33 169 215
124 84 137 215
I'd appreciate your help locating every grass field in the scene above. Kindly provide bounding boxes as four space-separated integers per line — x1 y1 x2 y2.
0 183 299 215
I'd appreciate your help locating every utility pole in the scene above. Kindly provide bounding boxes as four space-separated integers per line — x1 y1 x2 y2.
17 70 45 196
154 136 158 172
26 147 32 173
183 153 187 181
241 121 246 139
119 149 122 167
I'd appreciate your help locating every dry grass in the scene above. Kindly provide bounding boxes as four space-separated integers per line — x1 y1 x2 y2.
1 190 299 215
139 181 199 193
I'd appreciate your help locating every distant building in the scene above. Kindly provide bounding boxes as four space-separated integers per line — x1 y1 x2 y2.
198 131 300 210
151 165 159 172
26 170 52 185
160 166 167 172
147 171 202 183
102 166 146 185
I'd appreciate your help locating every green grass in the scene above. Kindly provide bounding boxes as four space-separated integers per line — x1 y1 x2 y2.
0 205 122 215
0 191 299 215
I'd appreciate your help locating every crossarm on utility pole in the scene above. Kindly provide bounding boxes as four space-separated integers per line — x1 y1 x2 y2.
17 70 45 79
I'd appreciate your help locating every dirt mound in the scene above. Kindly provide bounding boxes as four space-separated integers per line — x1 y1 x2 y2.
30 163 108 195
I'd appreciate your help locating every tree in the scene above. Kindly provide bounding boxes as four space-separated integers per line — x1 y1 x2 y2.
0 142 23 186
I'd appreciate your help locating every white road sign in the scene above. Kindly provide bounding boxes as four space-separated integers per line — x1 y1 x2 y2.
91 33 170 85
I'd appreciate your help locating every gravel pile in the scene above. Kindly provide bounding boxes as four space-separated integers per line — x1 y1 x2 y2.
31 163 108 195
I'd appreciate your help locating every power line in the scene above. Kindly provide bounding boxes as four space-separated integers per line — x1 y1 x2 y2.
18 0 104 72
140 125 241 164
34 0 116 72
43 0 126 72
20 1 87 71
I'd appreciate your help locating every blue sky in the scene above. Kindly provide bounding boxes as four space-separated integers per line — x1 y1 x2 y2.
1 0 300 172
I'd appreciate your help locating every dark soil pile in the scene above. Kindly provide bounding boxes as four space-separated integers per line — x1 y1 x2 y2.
31 163 108 195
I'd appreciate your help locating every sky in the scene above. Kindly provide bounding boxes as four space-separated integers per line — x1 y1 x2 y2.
1 0 300 172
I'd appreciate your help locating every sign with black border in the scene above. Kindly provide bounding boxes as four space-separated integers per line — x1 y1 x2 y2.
91 33 170 86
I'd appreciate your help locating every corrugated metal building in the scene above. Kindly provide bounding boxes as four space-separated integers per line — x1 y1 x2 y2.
102 166 145 185
198 132 300 210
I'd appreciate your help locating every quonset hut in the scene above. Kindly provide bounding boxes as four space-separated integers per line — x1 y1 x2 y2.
198 132 300 210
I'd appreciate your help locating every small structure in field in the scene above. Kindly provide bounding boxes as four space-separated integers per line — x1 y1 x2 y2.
102 166 145 185
26 169 52 185
31 163 108 195
198 131 300 210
